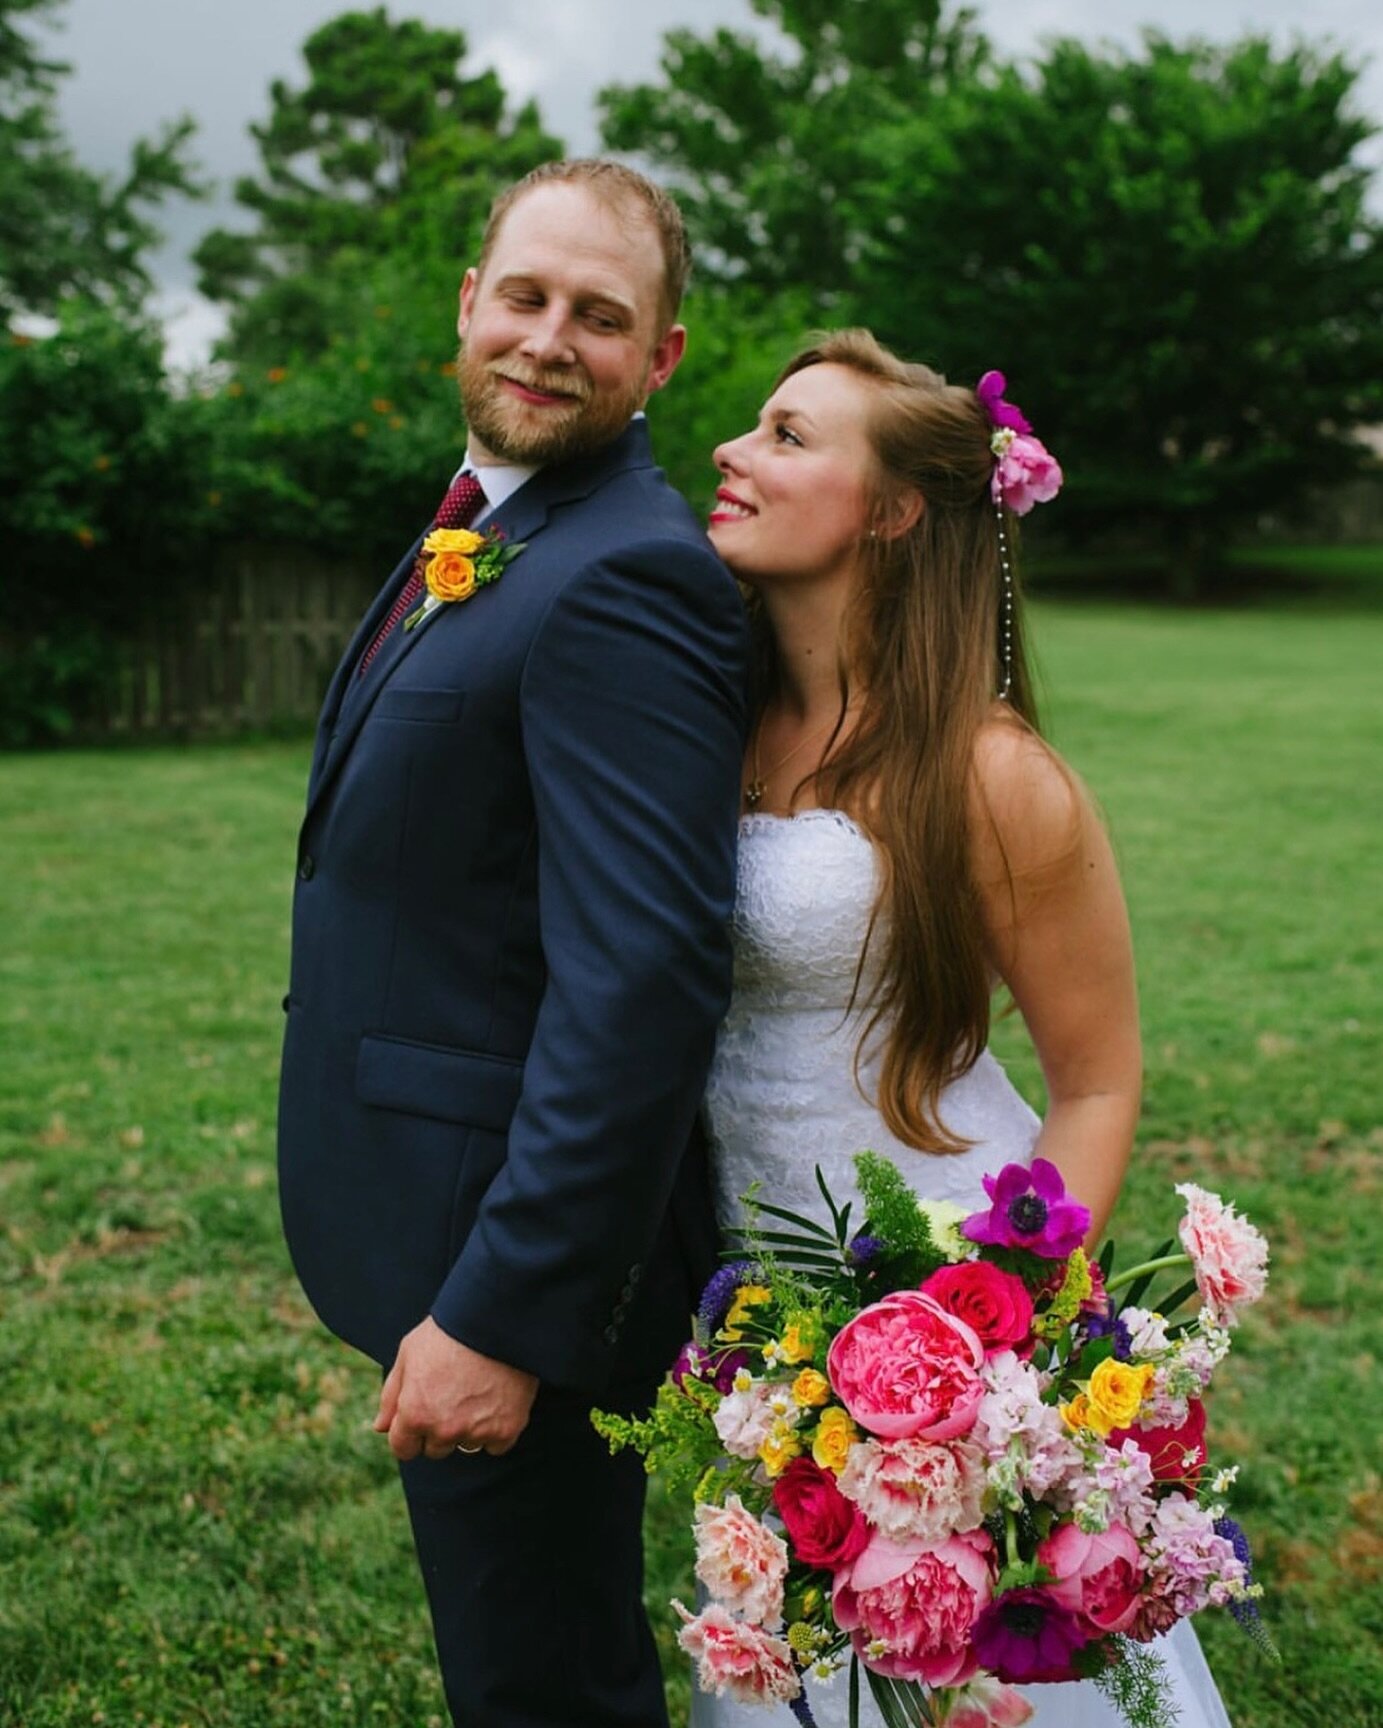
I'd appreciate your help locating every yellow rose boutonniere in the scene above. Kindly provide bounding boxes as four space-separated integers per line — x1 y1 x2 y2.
404 525 527 631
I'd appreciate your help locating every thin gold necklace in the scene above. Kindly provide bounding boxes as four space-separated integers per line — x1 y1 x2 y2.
743 712 842 812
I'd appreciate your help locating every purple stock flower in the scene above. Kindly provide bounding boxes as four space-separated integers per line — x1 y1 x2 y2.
976 370 1033 435
971 1589 1092 1684
963 1159 1090 1259
846 1233 885 1267
1083 1310 1134 1361
697 1260 755 1330
1214 1517 1271 1641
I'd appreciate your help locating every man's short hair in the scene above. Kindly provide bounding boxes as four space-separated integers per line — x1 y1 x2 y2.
476 159 692 332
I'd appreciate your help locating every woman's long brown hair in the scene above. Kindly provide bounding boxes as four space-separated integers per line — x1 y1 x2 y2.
761 330 1047 1153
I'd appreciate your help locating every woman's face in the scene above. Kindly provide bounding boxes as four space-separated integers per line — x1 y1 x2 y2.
709 363 877 586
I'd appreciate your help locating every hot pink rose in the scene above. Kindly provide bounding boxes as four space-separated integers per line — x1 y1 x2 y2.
1175 1182 1269 1324
832 1527 995 1686
1109 1398 1208 1489
920 1262 1034 1355
772 1457 869 1571
1038 1520 1145 1636
827 1291 985 1441
991 434 1063 516
693 1496 789 1627
675 1601 801 1704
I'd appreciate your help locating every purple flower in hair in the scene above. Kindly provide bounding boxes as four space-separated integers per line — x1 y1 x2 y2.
963 1159 1091 1259
976 370 1033 435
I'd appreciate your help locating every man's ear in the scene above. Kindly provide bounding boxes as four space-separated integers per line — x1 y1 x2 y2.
457 267 479 339
644 323 687 398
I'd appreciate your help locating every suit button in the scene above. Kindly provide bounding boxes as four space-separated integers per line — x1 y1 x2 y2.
603 1326 619 1346
297 854 316 881
619 1283 634 1304
627 1264 642 1285
281 994 291 1013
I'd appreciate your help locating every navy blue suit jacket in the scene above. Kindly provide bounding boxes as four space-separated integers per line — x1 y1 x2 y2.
277 420 749 1391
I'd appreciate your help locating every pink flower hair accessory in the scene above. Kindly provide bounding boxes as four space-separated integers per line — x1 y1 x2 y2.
976 371 1063 518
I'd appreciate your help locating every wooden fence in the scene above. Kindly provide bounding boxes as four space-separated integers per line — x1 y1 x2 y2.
97 546 379 738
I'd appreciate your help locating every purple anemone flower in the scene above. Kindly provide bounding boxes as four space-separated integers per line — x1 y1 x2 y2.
962 1159 1090 1259
971 1588 1092 1683
670 1339 751 1394
697 1260 755 1330
976 370 1033 435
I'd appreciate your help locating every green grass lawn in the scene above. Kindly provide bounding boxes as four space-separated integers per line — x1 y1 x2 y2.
2 588 1380 1727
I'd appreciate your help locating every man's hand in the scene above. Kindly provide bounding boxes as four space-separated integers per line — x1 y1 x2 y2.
373 1318 538 1461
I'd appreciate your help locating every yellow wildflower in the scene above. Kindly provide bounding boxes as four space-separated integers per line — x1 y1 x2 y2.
758 1422 802 1478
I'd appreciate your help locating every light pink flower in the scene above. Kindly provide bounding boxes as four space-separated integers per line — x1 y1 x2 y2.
827 1291 985 1441
974 1351 1083 1500
712 1383 778 1460
1038 1520 1145 1635
838 1436 988 1544
1175 1182 1269 1324
1144 1492 1248 1616
832 1527 996 1686
693 1496 789 1627
991 433 1063 516
675 1601 802 1704
946 1677 1036 1728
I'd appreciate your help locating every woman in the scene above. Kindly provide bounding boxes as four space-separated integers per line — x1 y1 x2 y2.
694 332 1231 1727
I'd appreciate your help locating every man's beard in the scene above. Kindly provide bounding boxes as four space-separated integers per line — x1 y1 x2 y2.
457 346 647 466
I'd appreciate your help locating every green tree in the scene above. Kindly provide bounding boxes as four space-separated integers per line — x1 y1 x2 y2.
0 0 198 321
605 17 1383 589
195 6 560 360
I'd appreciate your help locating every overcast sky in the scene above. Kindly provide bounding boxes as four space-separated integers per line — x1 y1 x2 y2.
40 0 1383 366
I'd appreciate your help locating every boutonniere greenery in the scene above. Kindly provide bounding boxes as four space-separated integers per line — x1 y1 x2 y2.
404 525 527 630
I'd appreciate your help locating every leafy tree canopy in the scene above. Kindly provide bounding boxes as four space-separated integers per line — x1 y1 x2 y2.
0 0 199 322
195 6 561 361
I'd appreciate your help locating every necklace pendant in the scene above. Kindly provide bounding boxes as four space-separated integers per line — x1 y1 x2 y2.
743 780 765 811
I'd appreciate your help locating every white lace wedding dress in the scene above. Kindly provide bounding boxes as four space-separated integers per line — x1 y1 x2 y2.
694 810 1233 1728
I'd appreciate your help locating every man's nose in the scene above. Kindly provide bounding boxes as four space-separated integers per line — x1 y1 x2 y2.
519 306 577 366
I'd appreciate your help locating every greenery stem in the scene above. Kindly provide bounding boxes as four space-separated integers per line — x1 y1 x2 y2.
1105 1252 1191 1294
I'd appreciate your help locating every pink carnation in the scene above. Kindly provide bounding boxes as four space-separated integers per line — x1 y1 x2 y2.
1038 1520 1145 1636
833 1527 995 1686
693 1496 789 1627
712 1383 778 1460
1175 1182 1269 1324
675 1601 801 1704
827 1291 985 1441
838 1436 988 1544
991 433 1063 516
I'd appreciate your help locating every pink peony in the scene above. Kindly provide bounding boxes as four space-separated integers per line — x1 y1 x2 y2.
920 1262 1034 1355
1175 1182 1269 1324
675 1601 802 1704
1038 1520 1145 1636
1109 1398 1208 1489
991 434 1063 517
772 1457 869 1571
693 1496 789 1627
832 1526 995 1686
827 1291 985 1441
838 1435 988 1544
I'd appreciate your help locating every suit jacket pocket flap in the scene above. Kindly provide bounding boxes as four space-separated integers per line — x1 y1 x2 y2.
374 686 467 723
356 1033 523 1131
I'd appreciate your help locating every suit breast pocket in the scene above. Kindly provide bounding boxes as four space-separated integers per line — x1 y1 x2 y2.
374 686 467 724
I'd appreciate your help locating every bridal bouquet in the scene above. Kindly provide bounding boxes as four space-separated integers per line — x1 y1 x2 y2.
594 1157 1273 1728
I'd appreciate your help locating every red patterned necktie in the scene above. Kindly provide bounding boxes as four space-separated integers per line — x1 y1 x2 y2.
357 471 487 676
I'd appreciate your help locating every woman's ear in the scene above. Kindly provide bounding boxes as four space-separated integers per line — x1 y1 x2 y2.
874 488 925 541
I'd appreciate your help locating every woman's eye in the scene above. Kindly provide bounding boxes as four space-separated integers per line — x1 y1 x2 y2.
774 424 803 447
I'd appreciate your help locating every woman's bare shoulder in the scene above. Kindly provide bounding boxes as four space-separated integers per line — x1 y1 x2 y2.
969 710 1090 883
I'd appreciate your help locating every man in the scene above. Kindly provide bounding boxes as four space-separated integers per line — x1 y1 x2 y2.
277 160 748 1725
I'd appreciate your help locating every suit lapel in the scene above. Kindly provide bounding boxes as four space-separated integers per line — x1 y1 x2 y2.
303 420 655 824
